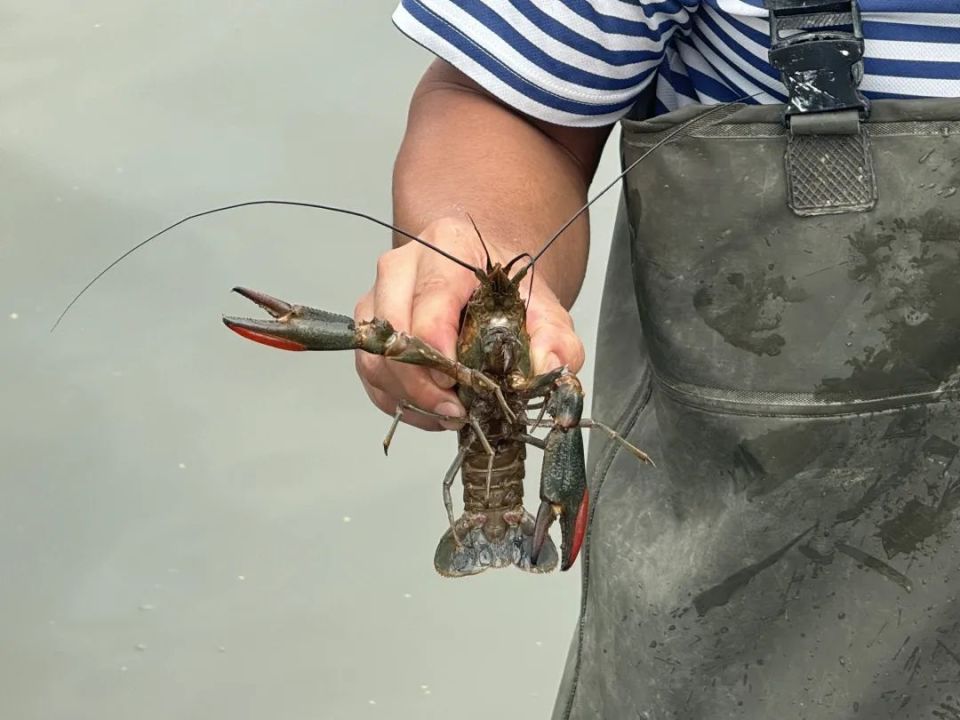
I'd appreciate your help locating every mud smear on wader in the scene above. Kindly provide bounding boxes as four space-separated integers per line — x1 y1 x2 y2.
796 534 914 594
876 436 960 558
724 412 950 609
817 210 960 399
708 418 925 615
835 542 914 593
831 416 925 525
802 422 960 592
693 271 808 357
692 524 815 616
732 423 842 499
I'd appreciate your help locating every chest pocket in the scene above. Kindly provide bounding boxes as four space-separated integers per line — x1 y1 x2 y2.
621 100 960 414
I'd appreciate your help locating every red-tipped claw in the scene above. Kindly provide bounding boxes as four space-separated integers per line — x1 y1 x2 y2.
533 491 589 572
530 426 588 571
222 287 360 352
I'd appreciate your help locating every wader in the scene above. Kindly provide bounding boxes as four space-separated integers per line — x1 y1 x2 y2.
553 3 960 718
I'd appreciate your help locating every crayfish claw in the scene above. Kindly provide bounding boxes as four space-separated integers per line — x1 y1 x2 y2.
231 287 294 318
531 499 557 567
531 426 589 571
533 490 588 572
223 287 359 352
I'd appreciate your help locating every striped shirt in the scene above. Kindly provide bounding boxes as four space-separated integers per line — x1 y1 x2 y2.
393 0 960 126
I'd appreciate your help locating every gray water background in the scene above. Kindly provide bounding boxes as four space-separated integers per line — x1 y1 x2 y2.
0 3 622 718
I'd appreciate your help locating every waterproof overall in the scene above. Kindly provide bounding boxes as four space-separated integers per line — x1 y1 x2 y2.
552 4 960 718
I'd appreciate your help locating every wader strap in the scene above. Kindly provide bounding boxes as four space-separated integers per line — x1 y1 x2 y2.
765 0 877 216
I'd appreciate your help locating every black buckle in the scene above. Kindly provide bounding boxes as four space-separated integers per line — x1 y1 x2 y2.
767 1 870 122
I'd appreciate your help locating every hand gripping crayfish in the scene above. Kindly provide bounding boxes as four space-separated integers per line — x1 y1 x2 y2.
222 252 652 577
57 103 728 576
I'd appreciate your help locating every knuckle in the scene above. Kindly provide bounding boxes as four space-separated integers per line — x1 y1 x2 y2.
423 217 487 268
353 294 372 322
428 216 466 237
412 274 451 305
423 216 470 248
374 250 401 282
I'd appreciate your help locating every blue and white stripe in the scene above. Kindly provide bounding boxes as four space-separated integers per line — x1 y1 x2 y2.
393 0 960 126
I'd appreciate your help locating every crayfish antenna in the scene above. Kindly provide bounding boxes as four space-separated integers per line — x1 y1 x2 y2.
52 200 483 331
465 212 493 273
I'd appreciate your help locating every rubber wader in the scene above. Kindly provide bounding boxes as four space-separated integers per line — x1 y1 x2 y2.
552 3 960 718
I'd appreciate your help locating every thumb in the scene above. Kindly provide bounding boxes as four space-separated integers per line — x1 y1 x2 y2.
529 326 585 375
526 293 585 376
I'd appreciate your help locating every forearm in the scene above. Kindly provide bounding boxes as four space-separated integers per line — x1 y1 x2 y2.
392 60 611 308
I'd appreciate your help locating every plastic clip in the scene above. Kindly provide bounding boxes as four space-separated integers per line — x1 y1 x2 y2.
767 0 870 123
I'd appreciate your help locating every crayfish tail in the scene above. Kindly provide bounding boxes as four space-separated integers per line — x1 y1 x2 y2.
432 515 559 577
516 531 559 574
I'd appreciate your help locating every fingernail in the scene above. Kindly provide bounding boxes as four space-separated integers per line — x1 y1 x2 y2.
430 369 456 389
434 401 464 430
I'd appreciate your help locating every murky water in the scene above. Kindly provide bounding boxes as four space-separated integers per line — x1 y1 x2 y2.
0 3 621 718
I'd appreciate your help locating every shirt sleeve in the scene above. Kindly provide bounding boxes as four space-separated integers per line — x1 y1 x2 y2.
392 0 697 127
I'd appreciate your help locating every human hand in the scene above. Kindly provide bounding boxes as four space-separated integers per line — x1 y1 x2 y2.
353 217 585 431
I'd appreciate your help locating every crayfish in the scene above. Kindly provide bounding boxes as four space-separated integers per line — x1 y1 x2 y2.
220 231 651 576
